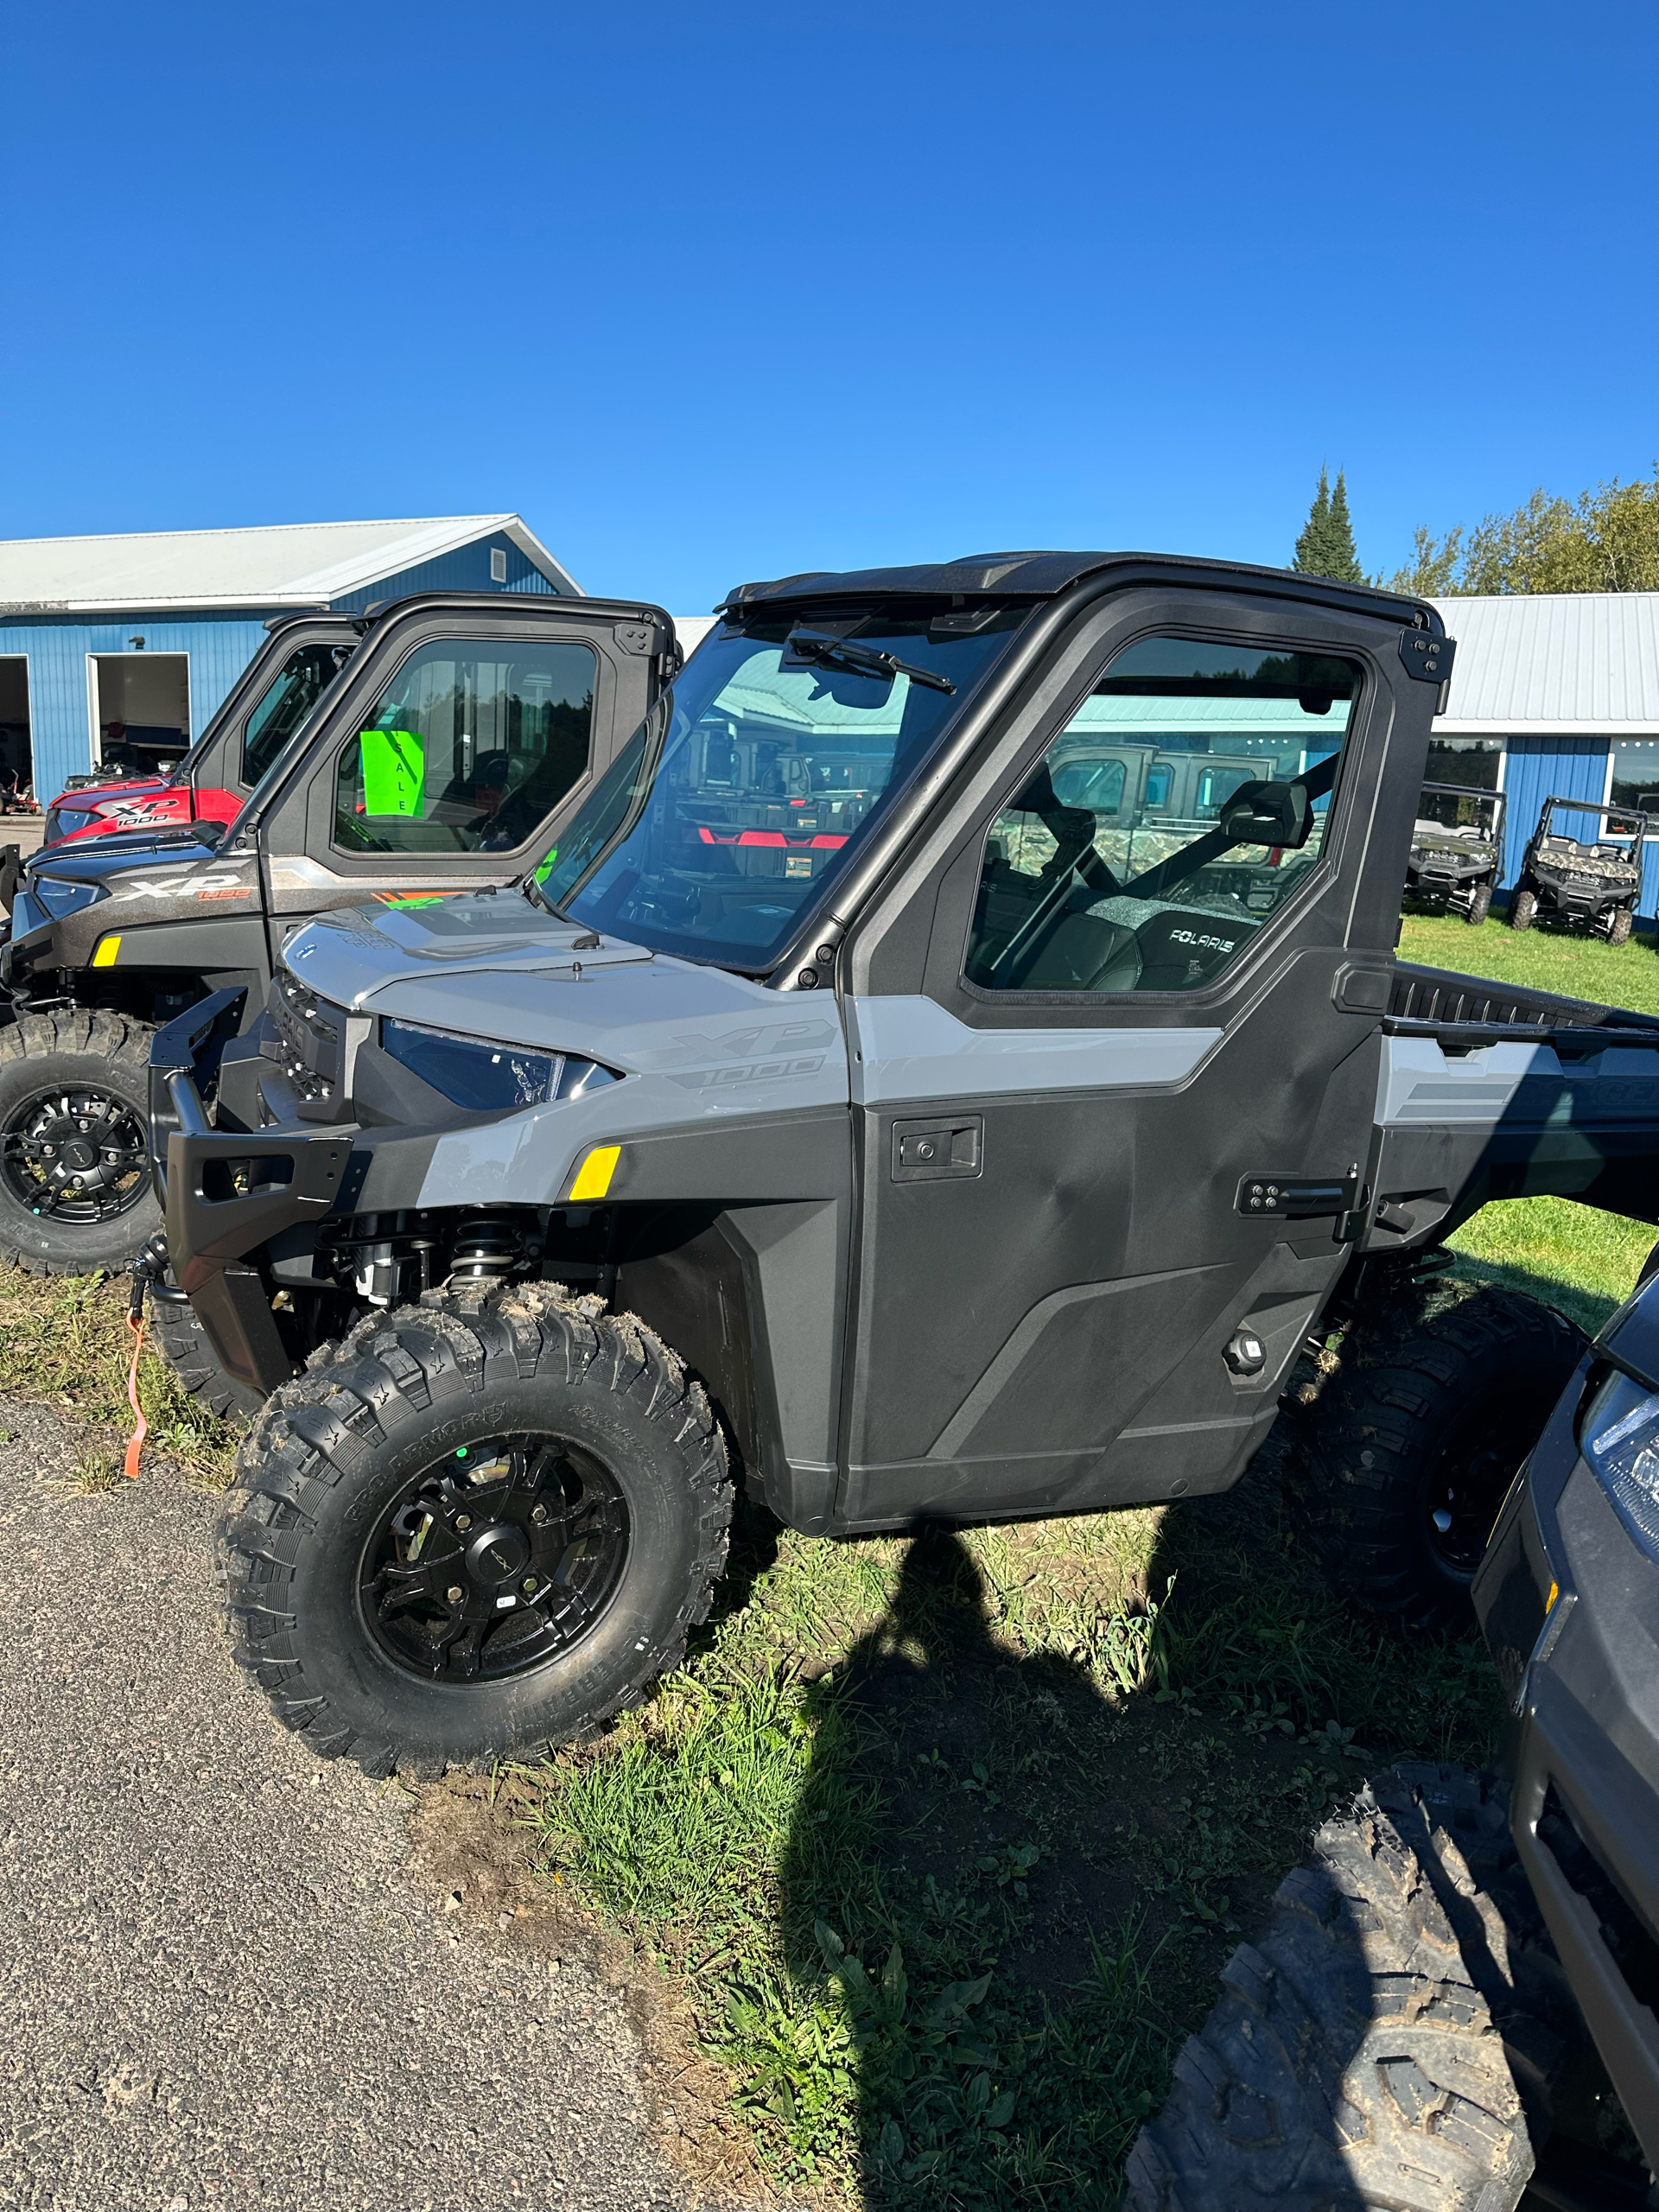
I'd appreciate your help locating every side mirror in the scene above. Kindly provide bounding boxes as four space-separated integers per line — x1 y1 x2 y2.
1218 779 1312 849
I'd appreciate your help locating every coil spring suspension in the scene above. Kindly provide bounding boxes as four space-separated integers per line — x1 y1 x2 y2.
449 1211 524 1281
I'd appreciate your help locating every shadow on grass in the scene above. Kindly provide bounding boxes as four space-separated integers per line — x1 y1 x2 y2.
536 1439 1508 2209
773 1526 1168 2207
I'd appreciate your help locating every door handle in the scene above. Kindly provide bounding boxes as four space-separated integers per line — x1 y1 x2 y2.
892 1117 983 1182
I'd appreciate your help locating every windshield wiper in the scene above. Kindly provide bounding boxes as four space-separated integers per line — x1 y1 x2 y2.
785 628 955 694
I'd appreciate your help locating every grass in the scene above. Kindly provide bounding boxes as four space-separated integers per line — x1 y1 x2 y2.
0 1262 238 1484
1400 908 1659 1017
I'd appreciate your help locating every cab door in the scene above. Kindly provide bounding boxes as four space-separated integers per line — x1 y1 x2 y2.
834 585 1437 1531
190 616 359 809
254 599 672 966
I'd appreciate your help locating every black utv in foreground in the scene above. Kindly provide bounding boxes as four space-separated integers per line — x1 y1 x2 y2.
1129 1276 1659 2212
1403 780 1505 925
1510 796 1648 943
147 549 1659 1777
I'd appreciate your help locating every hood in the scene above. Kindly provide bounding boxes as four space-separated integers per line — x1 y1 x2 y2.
283 892 849 1099
29 825 228 891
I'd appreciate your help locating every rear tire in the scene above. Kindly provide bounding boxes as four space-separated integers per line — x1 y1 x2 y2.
152 1297 267 1427
1608 905 1635 947
1509 886 1537 931
1282 1281 1585 1631
1124 1764 1576 2212
0 1010 159 1274
1465 879 1492 925
219 1283 734 1776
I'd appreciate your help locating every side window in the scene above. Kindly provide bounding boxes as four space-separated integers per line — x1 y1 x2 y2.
964 633 1363 995
242 642 351 786
333 639 596 855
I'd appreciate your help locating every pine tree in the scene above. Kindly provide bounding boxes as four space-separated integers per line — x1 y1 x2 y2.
1293 468 1332 575
1324 471 1364 584
1292 467 1365 583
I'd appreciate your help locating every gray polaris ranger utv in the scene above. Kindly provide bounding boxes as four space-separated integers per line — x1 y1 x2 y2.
0 589 677 1279
148 551 1659 1776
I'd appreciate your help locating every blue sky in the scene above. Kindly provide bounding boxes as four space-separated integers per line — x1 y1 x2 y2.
3 2 1656 612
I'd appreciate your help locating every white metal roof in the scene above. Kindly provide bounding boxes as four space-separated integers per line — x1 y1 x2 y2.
0 514 579 613
1432 591 1659 734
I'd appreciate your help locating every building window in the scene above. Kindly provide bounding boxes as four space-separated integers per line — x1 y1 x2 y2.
1611 739 1659 817
491 547 508 583
1425 735 1503 791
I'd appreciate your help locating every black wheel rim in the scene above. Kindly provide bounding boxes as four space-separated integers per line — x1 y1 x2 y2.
358 1433 630 1684
1421 1409 1535 1581
0 1084 151 1225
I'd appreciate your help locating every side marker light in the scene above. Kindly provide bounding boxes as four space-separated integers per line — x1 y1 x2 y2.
1545 1580 1559 1614
569 1145 620 1201
92 936 121 968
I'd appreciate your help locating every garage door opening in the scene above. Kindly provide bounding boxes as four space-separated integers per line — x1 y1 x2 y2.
0 658 30 806
89 652 191 776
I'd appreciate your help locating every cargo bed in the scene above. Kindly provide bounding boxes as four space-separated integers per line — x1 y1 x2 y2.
1359 962 1659 1252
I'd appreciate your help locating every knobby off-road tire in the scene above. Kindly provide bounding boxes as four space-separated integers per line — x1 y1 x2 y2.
1509 887 1537 931
153 1296 268 1427
0 1010 160 1274
218 1283 734 1777
1607 905 1635 948
1465 880 1493 927
1283 1281 1584 1632
1125 1764 1577 2212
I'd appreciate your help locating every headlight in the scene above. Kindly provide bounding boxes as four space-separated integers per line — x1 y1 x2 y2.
26 872 103 921
1582 1365 1659 1554
381 1018 618 1113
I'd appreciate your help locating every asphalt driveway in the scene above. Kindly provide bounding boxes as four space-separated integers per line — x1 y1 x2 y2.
0 1401 734 2212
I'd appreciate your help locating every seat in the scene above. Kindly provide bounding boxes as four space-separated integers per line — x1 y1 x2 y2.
1017 910 1141 992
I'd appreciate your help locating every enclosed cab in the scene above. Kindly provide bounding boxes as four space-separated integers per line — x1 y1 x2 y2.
1402 780 1505 925
34 611 359 853
1510 796 1647 943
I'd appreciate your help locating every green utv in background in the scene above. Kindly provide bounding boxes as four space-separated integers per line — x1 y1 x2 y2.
1510 796 1649 942
0 590 680 1280
1402 780 1505 925
147 550 1659 1776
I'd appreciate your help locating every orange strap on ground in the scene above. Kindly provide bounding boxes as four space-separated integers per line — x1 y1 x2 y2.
123 1311 148 1481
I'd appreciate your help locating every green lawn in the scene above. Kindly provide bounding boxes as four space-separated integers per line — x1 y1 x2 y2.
1400 909 1659 1017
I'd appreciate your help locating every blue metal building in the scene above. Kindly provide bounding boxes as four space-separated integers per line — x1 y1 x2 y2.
1426 591 1659 917
0 515 578 804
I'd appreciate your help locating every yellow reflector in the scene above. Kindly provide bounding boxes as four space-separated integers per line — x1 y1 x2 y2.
1545 1580 1560 1614
92 935 121 968
569 1145 620 1202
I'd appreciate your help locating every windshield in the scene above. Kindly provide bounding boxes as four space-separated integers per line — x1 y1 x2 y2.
535 609 1022 967
1415 786 1500 839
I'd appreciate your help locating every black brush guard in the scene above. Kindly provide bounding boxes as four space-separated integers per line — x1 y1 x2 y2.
148 988 354 1394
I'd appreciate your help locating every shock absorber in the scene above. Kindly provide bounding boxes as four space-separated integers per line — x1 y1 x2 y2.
449 1211 524 1281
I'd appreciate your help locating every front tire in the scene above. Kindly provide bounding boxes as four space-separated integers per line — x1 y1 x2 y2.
1465 879 1492 925
219 1284 734 1775
0 1010 159 1274
1509 886 1537 931
153 1296 268 1426
1125 1765 1575 2211
1608 904 1635 947
1282 1281 1584 1631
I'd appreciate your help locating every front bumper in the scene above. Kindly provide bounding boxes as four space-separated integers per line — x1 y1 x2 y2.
149 991 355 1394
1474 1363 1659 2172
